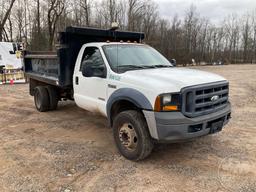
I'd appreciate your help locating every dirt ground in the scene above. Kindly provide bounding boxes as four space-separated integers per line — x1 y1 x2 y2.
0 64 255 192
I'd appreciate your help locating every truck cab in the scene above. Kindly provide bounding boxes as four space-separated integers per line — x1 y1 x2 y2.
24 27 231 161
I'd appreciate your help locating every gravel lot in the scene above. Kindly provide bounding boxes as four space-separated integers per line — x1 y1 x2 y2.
0 64 255 192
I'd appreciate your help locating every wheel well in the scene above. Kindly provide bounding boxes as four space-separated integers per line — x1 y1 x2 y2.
110 100 141 126
29 79 72 100
29 79 49 96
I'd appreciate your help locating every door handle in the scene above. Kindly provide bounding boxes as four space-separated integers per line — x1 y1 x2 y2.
75 76 79 85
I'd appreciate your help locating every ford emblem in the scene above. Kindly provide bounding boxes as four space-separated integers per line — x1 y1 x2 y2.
211 95 219 102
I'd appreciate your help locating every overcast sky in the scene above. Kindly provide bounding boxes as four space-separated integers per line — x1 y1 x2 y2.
155 0 256 24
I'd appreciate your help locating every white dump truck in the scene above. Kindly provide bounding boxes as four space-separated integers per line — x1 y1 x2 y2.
24 27 231 161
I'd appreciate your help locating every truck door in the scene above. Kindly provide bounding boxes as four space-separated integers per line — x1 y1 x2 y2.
73 46 107 115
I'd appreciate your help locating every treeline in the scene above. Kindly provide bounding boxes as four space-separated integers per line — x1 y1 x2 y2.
1 0 256 64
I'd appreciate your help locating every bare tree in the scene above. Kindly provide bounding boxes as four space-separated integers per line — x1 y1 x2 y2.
241 14 252 63
0 0 16 41
47 0 65 50
36 0 40 35
12 1 24 41
223 14 240 63
142 0 158 42
95 0 125 29
252 11 256 63
127 0 144 31
183 5 199 64
80 0 92 26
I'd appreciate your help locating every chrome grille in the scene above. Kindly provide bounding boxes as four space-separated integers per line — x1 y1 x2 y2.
182 82 229 118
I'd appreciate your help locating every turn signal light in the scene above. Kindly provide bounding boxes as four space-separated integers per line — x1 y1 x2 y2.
162 105 178 111
154 96 162 112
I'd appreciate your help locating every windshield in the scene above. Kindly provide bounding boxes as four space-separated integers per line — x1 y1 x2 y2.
102 44 172 73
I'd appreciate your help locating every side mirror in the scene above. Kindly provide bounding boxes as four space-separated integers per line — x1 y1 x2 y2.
82 61 106 78
170 59 176 67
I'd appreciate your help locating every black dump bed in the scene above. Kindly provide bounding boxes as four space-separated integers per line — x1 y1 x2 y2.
24 26 145 88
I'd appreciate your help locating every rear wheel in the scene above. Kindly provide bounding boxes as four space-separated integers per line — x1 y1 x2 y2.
113 110 154 161
34 86 50 112
46 86 58 110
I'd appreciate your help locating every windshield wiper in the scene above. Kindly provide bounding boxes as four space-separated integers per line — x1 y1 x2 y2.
140 65 172 69
116 65 172 72
151 65 172 68
117 65 147 69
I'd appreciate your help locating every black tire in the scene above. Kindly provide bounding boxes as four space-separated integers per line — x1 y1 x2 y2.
34 86 50 112
113 110 154 161
46 86 58 110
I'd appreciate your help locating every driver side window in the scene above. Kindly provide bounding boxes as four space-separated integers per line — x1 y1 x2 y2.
80 47 106 78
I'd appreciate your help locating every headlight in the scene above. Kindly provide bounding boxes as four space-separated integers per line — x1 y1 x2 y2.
162 94 172 105
154 93 181 112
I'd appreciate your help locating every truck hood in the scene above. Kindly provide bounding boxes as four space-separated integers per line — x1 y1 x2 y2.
122 67 227 93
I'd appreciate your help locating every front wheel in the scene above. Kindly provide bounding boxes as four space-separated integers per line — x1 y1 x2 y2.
113 110 154 161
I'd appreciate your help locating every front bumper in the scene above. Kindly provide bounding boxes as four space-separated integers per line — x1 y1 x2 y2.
143 103 231 142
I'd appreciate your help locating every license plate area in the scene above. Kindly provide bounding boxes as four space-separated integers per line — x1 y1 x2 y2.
207 117 225 134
